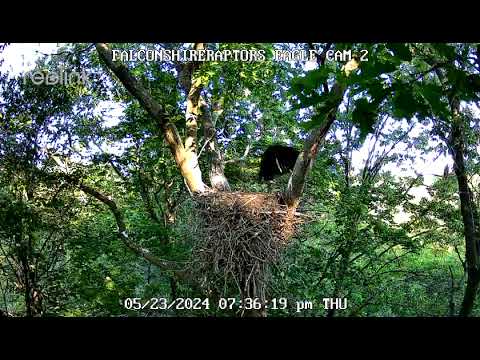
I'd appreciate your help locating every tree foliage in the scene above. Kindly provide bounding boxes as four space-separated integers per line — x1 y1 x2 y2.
1 42 479 317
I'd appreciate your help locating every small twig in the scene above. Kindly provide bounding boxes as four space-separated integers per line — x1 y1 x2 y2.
258 210 314 219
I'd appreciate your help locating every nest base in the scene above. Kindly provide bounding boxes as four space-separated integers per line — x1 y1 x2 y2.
191 191 304 312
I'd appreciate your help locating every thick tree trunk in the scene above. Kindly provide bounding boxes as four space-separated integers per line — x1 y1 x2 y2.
448 97 480 316
164 123 205 193
183 43 204 155
19 245 43 316
200 98 230 191
460 272 480 316
176 45 230 192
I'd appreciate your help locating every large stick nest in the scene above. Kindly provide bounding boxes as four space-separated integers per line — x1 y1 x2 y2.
191 191 305 302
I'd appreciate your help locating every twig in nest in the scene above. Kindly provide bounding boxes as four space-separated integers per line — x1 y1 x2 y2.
190 191 307 306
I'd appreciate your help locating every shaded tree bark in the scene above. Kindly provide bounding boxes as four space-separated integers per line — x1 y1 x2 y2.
200 98 230 191
448 97 480 316
284 114 336 209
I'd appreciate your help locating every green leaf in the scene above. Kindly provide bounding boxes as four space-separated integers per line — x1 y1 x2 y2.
300 112 327 131
307 67 331 85
352 98 377 140
419 83 447 116
432 43 457 60
391 86 421 120
366 80 388 103
386 43 412 62
291 92 324 109
291 67 330 95
375 61 397 75
360 59 397 79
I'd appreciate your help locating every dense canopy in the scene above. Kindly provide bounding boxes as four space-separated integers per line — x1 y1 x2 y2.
0 42 479 317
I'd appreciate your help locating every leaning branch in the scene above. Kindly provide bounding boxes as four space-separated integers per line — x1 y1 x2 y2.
283 57 360 208
95 43 206 193
95 43 168 125
47 166 185 273
78 182 183 271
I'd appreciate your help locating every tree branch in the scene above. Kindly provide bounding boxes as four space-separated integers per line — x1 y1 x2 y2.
95 43 168 125
77 182 182 271
183 43 205 154
95 43 206 193
283 56 360 208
